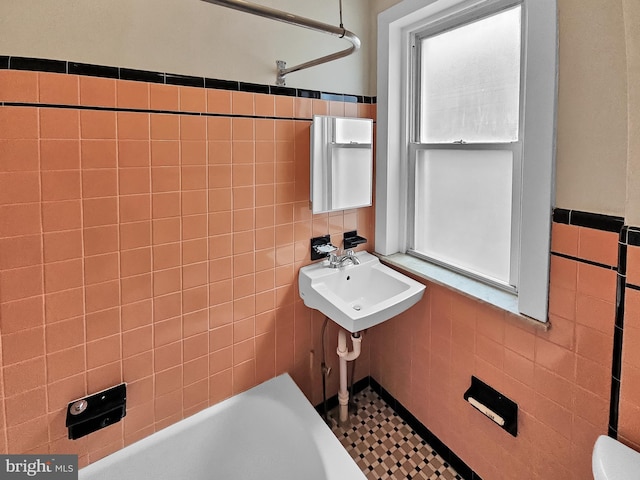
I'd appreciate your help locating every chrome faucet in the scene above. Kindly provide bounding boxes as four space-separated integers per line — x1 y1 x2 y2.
328 249 360 268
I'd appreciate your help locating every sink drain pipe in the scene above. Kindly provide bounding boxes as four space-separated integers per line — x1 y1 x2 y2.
320 317 331 423
337 329 362 424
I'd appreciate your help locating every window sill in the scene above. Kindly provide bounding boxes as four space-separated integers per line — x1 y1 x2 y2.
376 252 549 331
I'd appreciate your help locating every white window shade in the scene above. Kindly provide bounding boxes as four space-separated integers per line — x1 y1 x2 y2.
414 149 514 285
419 6 522 144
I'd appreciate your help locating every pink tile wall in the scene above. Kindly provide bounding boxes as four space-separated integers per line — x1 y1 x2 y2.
369 222 618 480
4 66 630 479
0 69 375 465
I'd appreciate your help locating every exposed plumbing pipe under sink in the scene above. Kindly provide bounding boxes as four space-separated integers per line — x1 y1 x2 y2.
336 329 362 424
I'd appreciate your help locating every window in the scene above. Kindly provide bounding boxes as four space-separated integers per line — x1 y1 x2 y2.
410 5 522 291
376 0 557 322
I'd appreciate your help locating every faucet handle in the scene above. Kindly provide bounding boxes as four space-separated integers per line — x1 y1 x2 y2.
344 249 360 265
328 253 341 268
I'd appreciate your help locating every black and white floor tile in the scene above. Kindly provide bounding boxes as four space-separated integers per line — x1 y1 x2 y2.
329 387 464 480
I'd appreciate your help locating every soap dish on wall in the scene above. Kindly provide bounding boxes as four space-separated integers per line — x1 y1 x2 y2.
343 230 367 250
310 234 337 261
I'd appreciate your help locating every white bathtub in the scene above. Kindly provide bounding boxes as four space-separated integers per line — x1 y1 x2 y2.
79 374 366 480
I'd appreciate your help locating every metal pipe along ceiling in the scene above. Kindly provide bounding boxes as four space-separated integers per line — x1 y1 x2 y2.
201 0 361 86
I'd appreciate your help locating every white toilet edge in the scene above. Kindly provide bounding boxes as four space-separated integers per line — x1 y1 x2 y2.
593 435 640 480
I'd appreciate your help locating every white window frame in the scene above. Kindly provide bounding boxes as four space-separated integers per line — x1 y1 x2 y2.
375 0 557 322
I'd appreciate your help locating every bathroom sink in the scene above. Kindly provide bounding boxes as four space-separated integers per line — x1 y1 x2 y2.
298 251 426 332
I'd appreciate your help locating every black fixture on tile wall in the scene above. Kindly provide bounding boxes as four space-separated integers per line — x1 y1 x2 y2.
310 235 336 261
66 384 127 440
464 376 518 437
343 230 367 250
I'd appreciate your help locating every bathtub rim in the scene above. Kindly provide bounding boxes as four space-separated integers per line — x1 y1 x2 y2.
78 373 366 480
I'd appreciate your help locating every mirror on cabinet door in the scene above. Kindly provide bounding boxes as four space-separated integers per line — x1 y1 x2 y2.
310 115 373 214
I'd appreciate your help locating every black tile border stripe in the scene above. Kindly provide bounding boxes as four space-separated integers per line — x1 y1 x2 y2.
619 241 628 277
205 78 239 91
298 89 321 100
610 230 640 435
68 61 118 79
552 208 624 233
628 228 640 247
119 68 165 84
610 220 627 437
165 73 205 88
549 251 617 271
0 101 316 122
552 208 570 224
11 56 66 73
239 82 270 95
0 55 375 104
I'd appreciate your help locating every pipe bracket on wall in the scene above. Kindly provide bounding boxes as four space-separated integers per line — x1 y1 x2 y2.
276 60 287 86
201 0 361 86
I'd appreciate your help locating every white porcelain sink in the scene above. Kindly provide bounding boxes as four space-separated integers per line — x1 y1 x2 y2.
298 251 426 332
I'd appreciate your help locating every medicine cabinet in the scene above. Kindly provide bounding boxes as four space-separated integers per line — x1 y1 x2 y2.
310 115 373 214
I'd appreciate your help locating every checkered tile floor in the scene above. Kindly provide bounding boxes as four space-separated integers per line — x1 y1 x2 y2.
329 387 464 480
